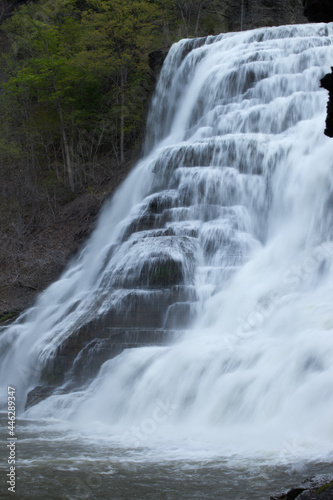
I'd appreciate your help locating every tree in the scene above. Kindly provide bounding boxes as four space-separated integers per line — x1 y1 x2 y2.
1 0 92 190
80 0 163 163
1 0 166 186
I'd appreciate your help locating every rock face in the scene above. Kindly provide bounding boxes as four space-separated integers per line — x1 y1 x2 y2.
149 49 169 82
320 68 333 138
25 385 55 409
41 328 183 387
271 476 333 500
303 0 333 23
228 0 307 32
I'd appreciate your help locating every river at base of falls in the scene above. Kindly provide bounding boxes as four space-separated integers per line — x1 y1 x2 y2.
0 414 332 500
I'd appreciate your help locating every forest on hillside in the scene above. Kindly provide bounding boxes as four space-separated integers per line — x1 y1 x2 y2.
0 0 228 194
0 0 230 317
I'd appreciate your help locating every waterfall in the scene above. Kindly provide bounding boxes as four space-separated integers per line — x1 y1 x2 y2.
1 23 333 459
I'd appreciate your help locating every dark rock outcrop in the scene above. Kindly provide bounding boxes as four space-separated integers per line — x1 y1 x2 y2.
25 385 55 409
303 0 333 23
149 49 169 81
271 476 333 500
320 68 333 138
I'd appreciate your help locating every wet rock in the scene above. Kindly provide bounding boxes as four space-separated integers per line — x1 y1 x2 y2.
137 258 184 287
271 488 307 500
25 385 55 409
37 285 197 386
121 192 178 240
70 328 182 383
111 236 198 288
121 213 164 240
271 476 333 500
298 485 333 499
320 68 333 138
41 327 185 386
164 301 196 329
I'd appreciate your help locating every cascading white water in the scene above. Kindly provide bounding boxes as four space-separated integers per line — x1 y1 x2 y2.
1 23 333 461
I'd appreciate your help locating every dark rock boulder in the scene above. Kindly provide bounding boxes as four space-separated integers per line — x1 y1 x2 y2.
298 484 333 499
303 0 333 22
320 67 333 138
271 476 333 500
271 487 307 500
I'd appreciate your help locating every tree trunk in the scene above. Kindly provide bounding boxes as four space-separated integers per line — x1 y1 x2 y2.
51 73 74 191
195 2 203 36
120 68 127 164
58 102 74 191
120 91 125 164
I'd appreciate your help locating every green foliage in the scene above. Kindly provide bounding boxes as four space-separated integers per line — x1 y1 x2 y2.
316 481 333 494
0 138 23 160
0 0 229 260
0 0 166 190
0 0 229 190
0 313 14 323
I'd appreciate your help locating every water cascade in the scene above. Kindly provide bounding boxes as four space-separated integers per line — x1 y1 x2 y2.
1 23 333 461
